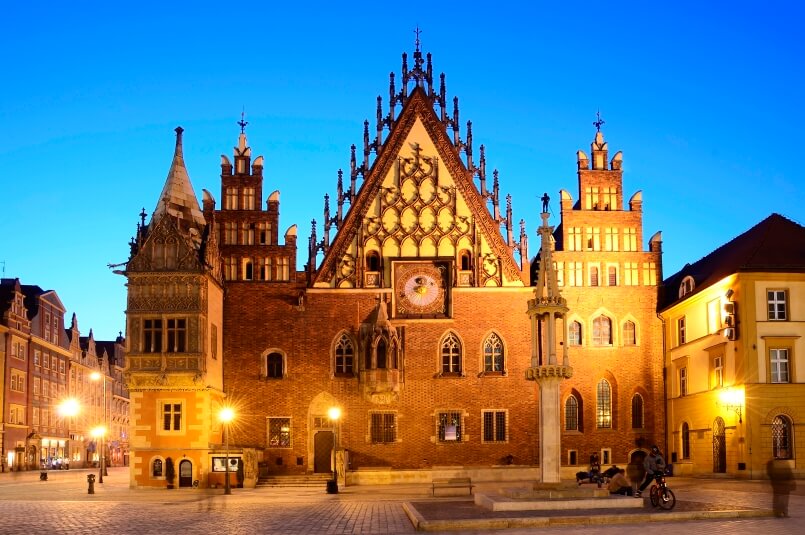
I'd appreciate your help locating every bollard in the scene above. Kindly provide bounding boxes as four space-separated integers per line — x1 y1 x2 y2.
40 471 48 481
87 473 96 494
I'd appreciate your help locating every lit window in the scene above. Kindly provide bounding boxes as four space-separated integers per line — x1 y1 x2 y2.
772 415 792 459
623 228 637 251
152 458 163 477
713 355 723 388
268 418 291 448
596 380 612 429
278 257 290 281
437 411 462 442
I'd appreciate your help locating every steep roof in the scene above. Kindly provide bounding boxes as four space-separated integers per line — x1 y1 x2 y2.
313 86 523 285
660 213 805 310
152 127 205 230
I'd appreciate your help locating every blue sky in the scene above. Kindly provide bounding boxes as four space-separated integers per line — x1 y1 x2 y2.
2 1 803 341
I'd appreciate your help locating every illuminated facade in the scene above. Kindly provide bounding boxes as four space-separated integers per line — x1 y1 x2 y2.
118 45 665 488
660 214 805 479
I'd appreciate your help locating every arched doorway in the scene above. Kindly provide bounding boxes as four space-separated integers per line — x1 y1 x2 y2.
314 431 334 474
179 459 193 487
712 417 726 473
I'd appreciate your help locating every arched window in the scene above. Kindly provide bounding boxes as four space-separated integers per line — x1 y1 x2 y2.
772 415 793 459
631 393 644 429
679 275 695 298
441 332 462 374
376 339 388 369
483 333 504 373
623 321 636 345
267 352 284 378
565 395 579 431
365 251 380 272
596 379 612 429
151 458 163 478
334 333 354 375
569 321 582 346
681 422 691 459
459 250 472 271
592 316 612 346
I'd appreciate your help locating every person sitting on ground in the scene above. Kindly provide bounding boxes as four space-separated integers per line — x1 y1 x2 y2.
635 445 666 497
607 468 632 495
602 465 620 480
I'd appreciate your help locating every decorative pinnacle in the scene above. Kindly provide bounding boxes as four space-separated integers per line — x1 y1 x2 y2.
593 109 605 132
238 108 248 134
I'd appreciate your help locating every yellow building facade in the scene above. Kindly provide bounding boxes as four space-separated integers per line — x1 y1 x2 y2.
660 214 805 479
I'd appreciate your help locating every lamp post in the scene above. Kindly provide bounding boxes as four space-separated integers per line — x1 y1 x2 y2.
219 407 235 495
327 407 341 493
90 371 107 482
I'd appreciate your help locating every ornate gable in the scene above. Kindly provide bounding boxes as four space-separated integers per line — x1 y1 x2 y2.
313 86 525 289
127 214 204 273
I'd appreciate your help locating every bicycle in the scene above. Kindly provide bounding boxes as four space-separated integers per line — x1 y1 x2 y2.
648 473 676 510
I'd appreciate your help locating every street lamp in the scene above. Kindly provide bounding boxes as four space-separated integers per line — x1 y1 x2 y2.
327 406 341 493
720 387 744 424
90 371 108 482
58 398 80 468
219 407 235 495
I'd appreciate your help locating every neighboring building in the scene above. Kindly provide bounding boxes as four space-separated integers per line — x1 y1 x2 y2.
659 213 805 479
118 45 666 488
0 278 128 470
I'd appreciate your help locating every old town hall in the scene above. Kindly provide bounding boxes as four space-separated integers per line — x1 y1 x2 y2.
118 43 664 488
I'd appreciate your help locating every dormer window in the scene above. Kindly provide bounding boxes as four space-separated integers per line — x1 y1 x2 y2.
679 276 696 298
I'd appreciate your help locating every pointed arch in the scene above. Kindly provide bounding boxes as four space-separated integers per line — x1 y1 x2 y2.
332 331 356 376
439 330 463 375
481 331 506 374
622 317 638 346
564 390 583 431
631 393 644 429
596 378 613 429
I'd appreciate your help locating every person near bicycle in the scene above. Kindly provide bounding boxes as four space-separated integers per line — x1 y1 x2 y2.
635 445 665 497
607 468 633 496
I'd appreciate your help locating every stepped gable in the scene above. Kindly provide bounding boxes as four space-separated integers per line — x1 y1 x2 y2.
313 48 524 286
660 213 805 310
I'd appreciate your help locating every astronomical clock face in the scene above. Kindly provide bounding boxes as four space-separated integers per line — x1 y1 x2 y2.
394 261 449 318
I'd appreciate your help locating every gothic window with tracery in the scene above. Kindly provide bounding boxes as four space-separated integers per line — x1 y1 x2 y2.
483 332 504 372
441 332 462 374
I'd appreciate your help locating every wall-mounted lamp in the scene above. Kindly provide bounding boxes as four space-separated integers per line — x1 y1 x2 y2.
725 289 734 299
719 387 744 424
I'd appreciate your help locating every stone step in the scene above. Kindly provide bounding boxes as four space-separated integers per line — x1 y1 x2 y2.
256 474 333 487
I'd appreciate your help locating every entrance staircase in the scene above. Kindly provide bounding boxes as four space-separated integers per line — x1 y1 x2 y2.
257 473 333 488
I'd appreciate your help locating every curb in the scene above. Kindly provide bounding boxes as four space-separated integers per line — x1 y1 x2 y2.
403 502 777 532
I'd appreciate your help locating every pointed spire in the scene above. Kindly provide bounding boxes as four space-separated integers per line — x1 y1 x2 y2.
152 127 206 230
